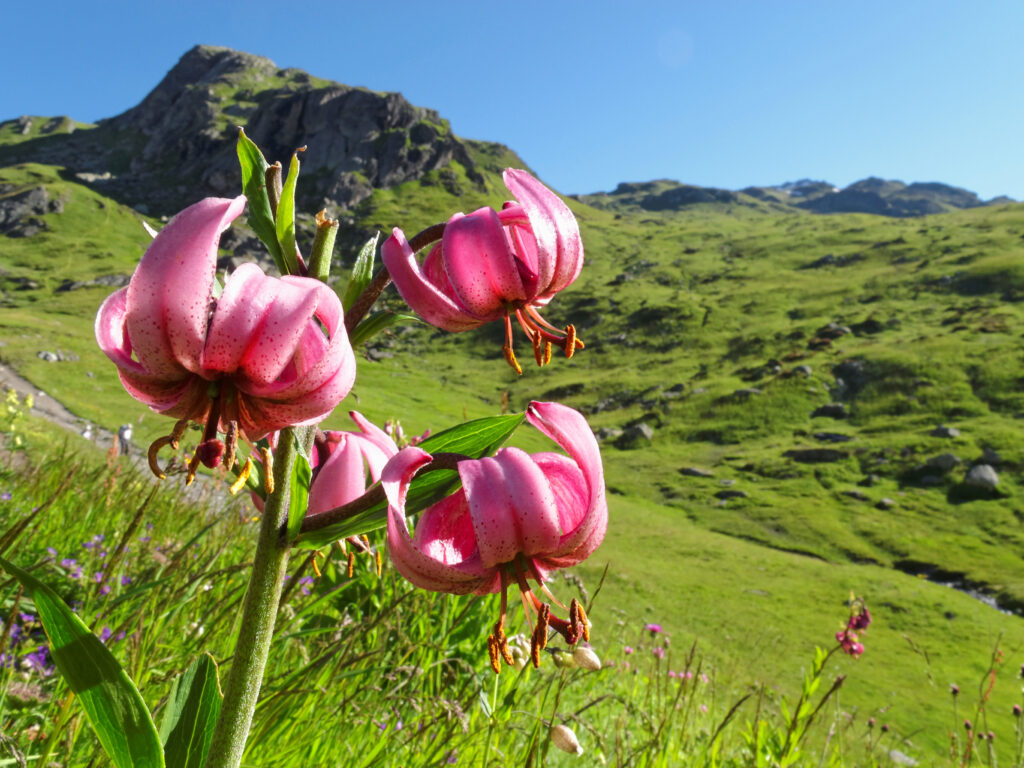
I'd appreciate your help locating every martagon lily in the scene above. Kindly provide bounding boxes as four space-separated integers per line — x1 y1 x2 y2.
95 196 355 481
382 170 585 374
383 401 607 672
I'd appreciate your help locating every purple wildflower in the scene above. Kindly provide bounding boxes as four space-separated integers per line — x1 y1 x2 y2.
623 646 634 655
93 571 105 584
644 623 664 634
0 492 12 502
121 575 132 586
652 647 665 659
21 646 53 675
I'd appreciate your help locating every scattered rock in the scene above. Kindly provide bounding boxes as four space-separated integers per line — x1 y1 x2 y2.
661 383 686 399
816 322 852 339
859 474 881 487
56 274 131 292
37 349 80 362
813 432 854 443
925 453 961 472
851 317 885 335
964 464 999 490
715 489 748 500
784 448 847 463
832 358 872 398
978 448 1002 466
930 424 961 438
812 403 848 419
594 427 623 442
792 364 813 377
877 498 897 509
615 423 654 450
731 387 762 398
678 467 714 478
843 490 869 501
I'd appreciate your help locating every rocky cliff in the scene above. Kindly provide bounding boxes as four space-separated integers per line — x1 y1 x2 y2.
0 46 491 215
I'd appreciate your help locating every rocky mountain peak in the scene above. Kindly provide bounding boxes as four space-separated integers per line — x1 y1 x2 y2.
1 46 487 216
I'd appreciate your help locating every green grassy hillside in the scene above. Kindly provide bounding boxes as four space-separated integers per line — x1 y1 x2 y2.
1 154 1023 761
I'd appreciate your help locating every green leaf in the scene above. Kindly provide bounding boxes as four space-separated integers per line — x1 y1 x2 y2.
0 557 163 768
275 151 302 276
287 450 312 542
160 654 222 768
236 129 285 272
349 311 420 348
294 412 525 549
341 232 379 311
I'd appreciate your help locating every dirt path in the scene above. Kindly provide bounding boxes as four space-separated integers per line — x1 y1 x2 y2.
0 361 114 445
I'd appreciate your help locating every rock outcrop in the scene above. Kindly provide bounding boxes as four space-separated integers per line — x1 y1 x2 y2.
1 46 487 215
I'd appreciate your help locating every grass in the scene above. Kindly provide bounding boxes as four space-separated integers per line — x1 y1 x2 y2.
0 425 1022 765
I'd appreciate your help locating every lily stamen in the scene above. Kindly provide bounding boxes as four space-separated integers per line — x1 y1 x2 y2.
228 457 253 495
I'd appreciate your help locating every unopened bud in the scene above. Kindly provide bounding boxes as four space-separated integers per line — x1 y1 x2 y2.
573 646 602 671
550 724 583 756
551 648 576 669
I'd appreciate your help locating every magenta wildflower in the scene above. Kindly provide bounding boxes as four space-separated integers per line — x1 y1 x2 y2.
96 196 355 478
383 170 585 374
644 622 664 634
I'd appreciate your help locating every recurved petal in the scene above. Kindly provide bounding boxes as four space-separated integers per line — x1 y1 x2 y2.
460 448 562 569
382 228 484 332
525 401 607 560
384 447 493 594
125 196 246 378
503 170 583 297
348 411 399 463
442 208 526 318
95 287 146 375
307 434 366 516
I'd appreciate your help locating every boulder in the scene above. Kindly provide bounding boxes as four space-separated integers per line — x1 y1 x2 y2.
615 423 654 450
812 403 848 419
964 464 999 490
678 467 714 478
930 424 961 438
784 448 847 463
925 453 961 472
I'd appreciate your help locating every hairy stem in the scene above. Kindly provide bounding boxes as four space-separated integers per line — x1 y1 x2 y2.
203 428 298 768
343 221 446 334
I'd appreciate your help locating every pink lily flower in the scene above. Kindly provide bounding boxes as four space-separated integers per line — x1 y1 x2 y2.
383 401 607 672
307 412 397 517
382 170 585 374
95 196 355 477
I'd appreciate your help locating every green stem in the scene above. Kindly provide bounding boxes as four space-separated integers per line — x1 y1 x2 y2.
203 428 298 768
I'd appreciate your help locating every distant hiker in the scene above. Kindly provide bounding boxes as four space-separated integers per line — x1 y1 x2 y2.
117 424 133 456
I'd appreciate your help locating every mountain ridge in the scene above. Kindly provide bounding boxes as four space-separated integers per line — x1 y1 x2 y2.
0 44 1012 221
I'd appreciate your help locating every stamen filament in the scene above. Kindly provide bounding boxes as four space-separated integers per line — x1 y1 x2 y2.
260 446 274 494
147 436 174 480
228 457 253 495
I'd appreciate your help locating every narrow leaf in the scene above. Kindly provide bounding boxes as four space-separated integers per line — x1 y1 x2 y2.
0 557 163 768
349 311 420 348
294 413 525 549
287 451 312 542
341 232 380 311
236 129 285 272
275 151 302 275
160 654 222 768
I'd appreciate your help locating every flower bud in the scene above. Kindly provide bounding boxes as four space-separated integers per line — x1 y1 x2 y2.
552 648 576 669
1013 704 1022 717
551 724 583 756
573 646 602 671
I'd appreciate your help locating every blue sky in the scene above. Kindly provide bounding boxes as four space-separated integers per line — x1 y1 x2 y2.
6 1 1023 200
